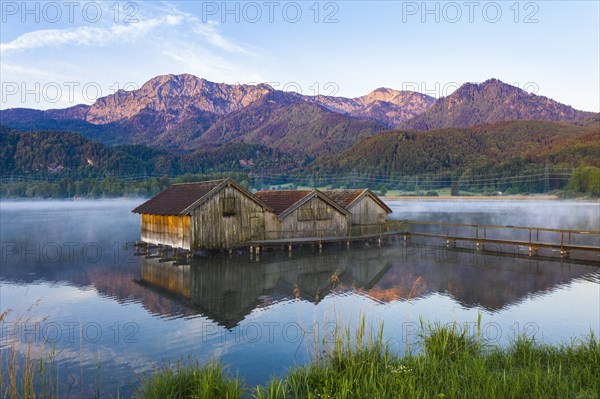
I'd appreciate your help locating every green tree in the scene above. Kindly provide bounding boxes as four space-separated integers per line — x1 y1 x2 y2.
379 184 388 196
451 181 460 196
568 166 600 197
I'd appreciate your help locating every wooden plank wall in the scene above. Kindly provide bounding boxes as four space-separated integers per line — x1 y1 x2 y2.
279 197 348 238
190 186 280 250
348 195 388 225
141 214 191 249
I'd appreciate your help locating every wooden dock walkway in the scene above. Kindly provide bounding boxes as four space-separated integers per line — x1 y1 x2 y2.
134 220 600 263
401 220 600 256
248 220 600 259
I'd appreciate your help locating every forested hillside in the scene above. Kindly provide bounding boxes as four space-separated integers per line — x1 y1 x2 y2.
308 120 600 193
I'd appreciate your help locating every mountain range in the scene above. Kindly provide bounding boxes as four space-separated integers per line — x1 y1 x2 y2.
1 74 598 193
1 74 595 158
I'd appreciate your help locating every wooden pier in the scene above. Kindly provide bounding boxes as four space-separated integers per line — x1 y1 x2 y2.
134 220 600 264
247 220 600 261
401 220 600 257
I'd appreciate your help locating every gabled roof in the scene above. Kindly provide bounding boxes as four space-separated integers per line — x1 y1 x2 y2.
322 189 392 214
255 190 350 219
132 179 273 216
321 189 365 208
254 190 313 215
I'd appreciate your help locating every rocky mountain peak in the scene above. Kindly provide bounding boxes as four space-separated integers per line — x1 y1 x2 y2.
85 74 273 125
404 78 592 130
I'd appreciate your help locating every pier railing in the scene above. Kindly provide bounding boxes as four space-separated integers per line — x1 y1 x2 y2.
402 219 600 254
254 220 600 257
261 221 406 241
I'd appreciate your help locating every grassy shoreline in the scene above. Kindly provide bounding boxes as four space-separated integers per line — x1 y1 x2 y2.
3 314 599 399
135 322 600 399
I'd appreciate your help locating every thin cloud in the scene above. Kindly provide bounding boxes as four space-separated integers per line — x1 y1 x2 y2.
0 15 182 54
193 21 253 55
1 10 254 57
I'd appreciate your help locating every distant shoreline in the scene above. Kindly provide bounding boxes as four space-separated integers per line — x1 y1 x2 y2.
383 194 598 202
1 194 599 203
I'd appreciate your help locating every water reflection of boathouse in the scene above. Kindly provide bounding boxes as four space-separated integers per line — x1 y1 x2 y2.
134 245 599 329
139 248 392 328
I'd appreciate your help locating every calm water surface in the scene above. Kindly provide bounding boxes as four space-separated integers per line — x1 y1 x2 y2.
1 199 599 397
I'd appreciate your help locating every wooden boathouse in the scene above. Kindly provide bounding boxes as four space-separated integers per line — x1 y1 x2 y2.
254 190 351 239
132 182 394 251
132 180 599 262
132 179 278 250
322 189 392 226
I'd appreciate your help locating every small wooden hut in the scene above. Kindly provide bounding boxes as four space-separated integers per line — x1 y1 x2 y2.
132 179 278 250
255 190 350 239
322 189 392 225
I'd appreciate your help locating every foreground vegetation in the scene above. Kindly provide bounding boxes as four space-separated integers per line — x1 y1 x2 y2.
3 314 599 398
135 321 600 399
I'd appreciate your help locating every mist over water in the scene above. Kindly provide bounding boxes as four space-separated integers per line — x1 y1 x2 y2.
1 199 598 397
388 199 600 230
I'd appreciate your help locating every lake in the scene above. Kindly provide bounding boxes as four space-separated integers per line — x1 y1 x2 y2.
1 199 599 397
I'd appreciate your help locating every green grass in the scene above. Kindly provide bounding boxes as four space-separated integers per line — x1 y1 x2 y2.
5 311 598 398
134 359 245 399
135 318 600 399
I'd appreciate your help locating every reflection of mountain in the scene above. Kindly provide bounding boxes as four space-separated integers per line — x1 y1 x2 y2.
364 246 599 311
139 248 392 328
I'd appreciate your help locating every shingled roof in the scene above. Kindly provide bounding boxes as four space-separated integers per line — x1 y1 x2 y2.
255 190 350 219
132 180 225 215
321 189 365 208
322 189 392 213
254 190 313 215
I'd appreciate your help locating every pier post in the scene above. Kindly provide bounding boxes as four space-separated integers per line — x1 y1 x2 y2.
483 227 486 250
560 232 564 257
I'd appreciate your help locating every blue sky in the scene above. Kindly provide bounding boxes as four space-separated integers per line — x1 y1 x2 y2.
1 1 598 111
